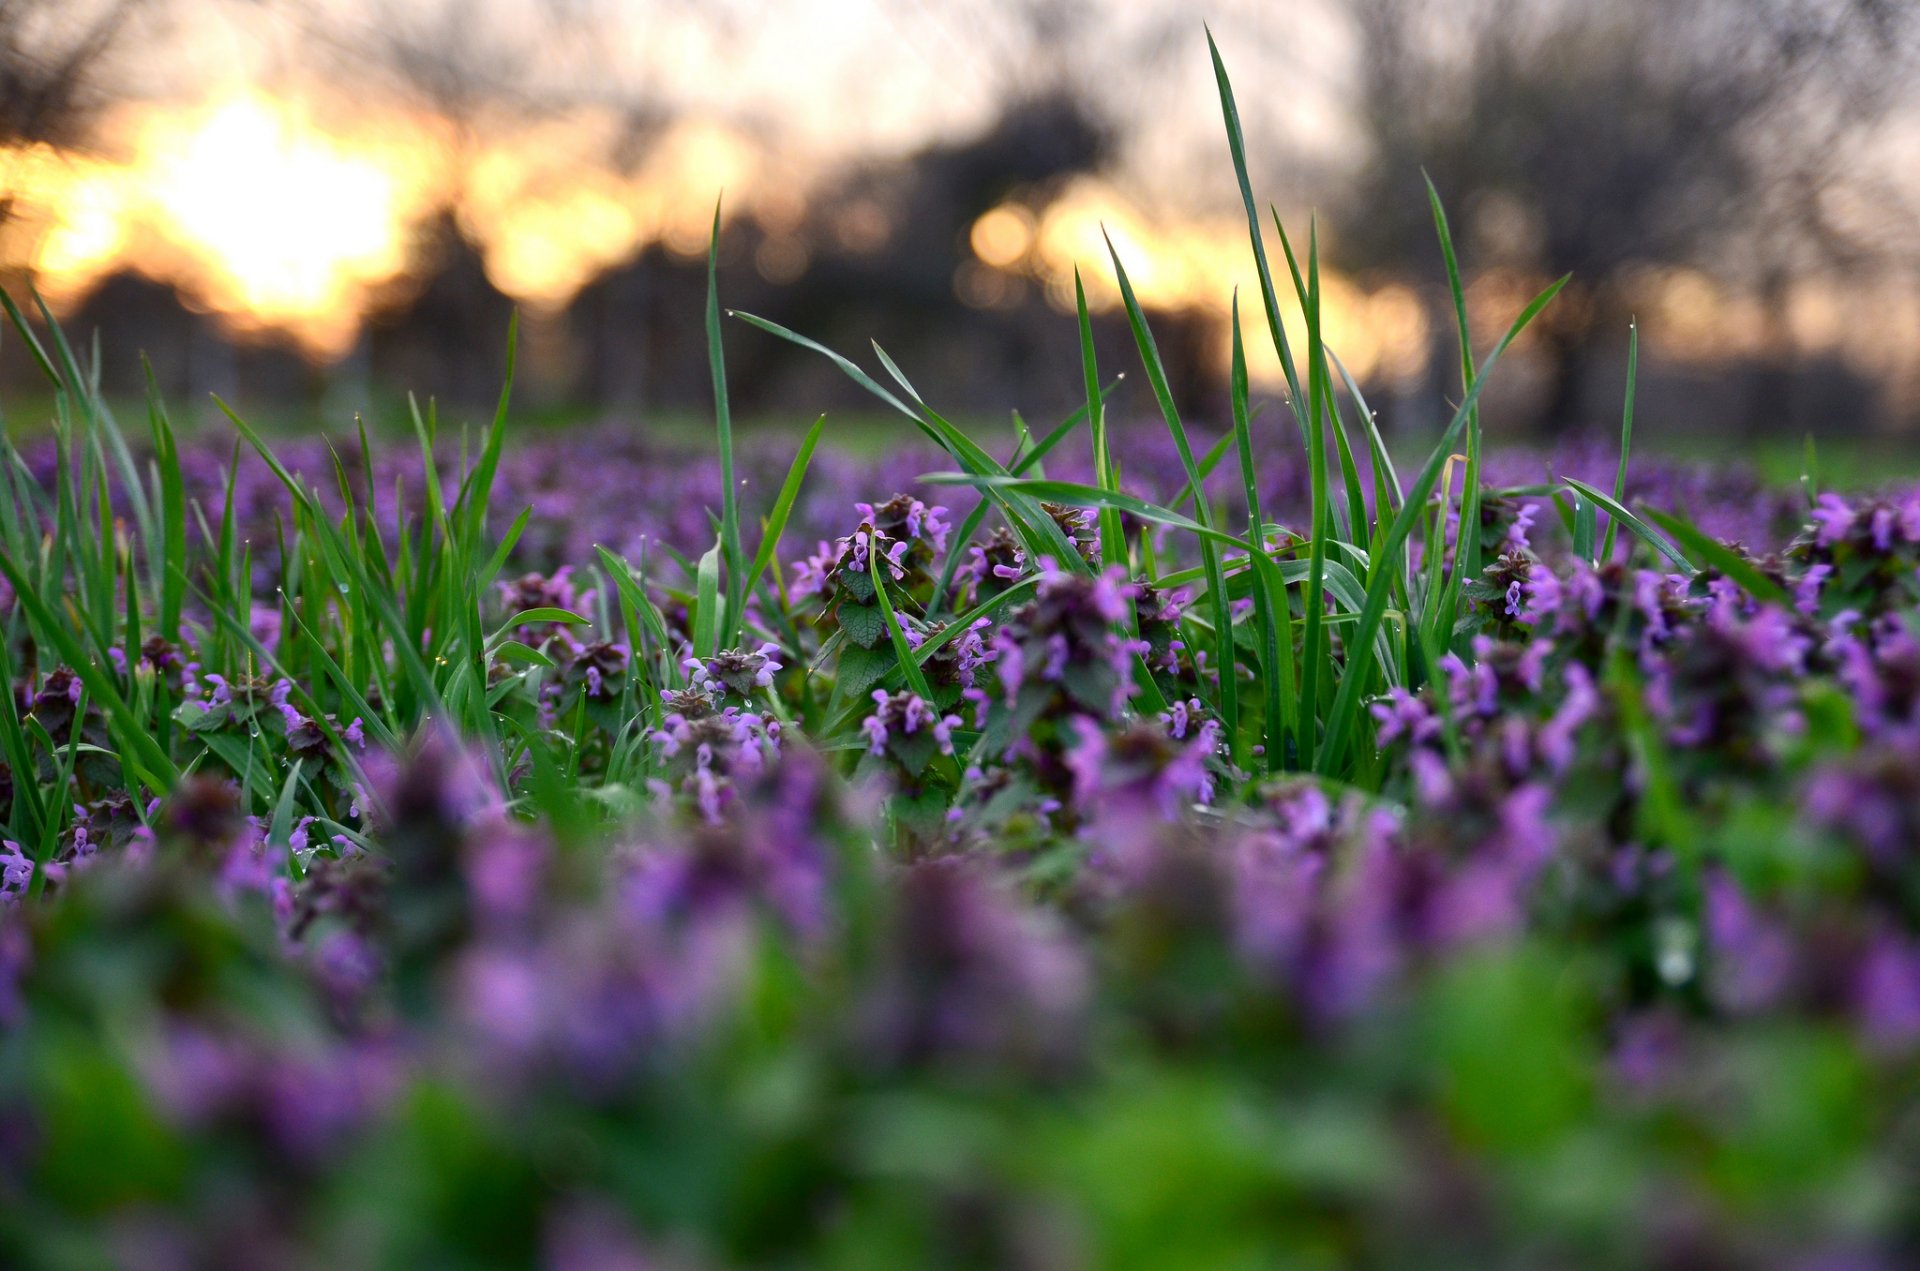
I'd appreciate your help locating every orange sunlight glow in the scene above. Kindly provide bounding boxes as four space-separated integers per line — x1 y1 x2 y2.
0 91 769 358
460 116 767 312
972 177 1433 391
975 181 1920 412
5 89 1913 412
1 92 447 356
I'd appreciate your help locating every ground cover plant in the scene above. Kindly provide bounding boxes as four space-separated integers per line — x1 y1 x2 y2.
3 36 1920 1269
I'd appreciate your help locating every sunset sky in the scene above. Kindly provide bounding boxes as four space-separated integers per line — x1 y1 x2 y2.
5 0 1919 414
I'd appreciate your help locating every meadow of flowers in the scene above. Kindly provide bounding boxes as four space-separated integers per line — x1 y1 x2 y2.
4 40 1920 1270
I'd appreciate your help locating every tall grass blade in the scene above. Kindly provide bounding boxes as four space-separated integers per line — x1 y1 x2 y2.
1076 269 1127 572
1104 231 1239 753
1316 275 1570 775
1231 293 1294 766
706 203 746 643
1599 321 1638 562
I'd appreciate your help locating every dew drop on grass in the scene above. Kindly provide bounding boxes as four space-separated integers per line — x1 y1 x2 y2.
1654 917 1696 986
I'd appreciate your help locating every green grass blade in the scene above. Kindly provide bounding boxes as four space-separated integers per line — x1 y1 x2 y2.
731 310 1087 572
1641 508 1785 605
1424 176 1485 635
706 203 746 643
1104 231 1239 754
869 552 933 701
143 358 188 645
693 539 722 659
1230 292 1294 767
746 413 825 600
458 311 518 555
1562 477 1692 572
1316 275 1570 777
1076 268 1127 572
0 550 177 790
1599 321 1638 562
1206 28 1309 445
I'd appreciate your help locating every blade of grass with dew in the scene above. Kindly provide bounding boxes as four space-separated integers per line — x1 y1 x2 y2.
692 539 722 660
1571 490 1597 562
595 546 680 689
869 553 934 701
867 337 1089 570
1282 221 1332 758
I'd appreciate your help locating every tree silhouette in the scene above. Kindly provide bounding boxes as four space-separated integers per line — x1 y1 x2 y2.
1338 0 1918 434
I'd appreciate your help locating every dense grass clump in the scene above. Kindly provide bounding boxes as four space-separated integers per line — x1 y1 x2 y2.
2 36 1919 1269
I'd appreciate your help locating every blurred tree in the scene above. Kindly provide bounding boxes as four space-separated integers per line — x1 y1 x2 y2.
1337 0 1919 434
0 0 144 150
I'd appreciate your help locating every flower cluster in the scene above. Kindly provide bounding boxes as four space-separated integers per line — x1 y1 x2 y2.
12 388 1920 1267
649 689 782 823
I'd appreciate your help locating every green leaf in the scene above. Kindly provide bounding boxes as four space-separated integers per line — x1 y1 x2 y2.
730 310 1088 573
1206 29 1308 446
834 643 897 700
594 546 676 668
1230 294 1295 766
492 641 557 669
477 506 533 588
1076 268 1127 572
495 607 588 632
838 600 889 649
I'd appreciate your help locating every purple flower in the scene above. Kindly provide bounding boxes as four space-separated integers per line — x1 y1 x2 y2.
1812 492 1855 547
1795 563 1831 616
0 841 32 904
856 859 1088 1074
862 690 962 762
689 642 784 698
1854 933 1920 1053
1703 870 1794 1012
1370 688 1441 747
